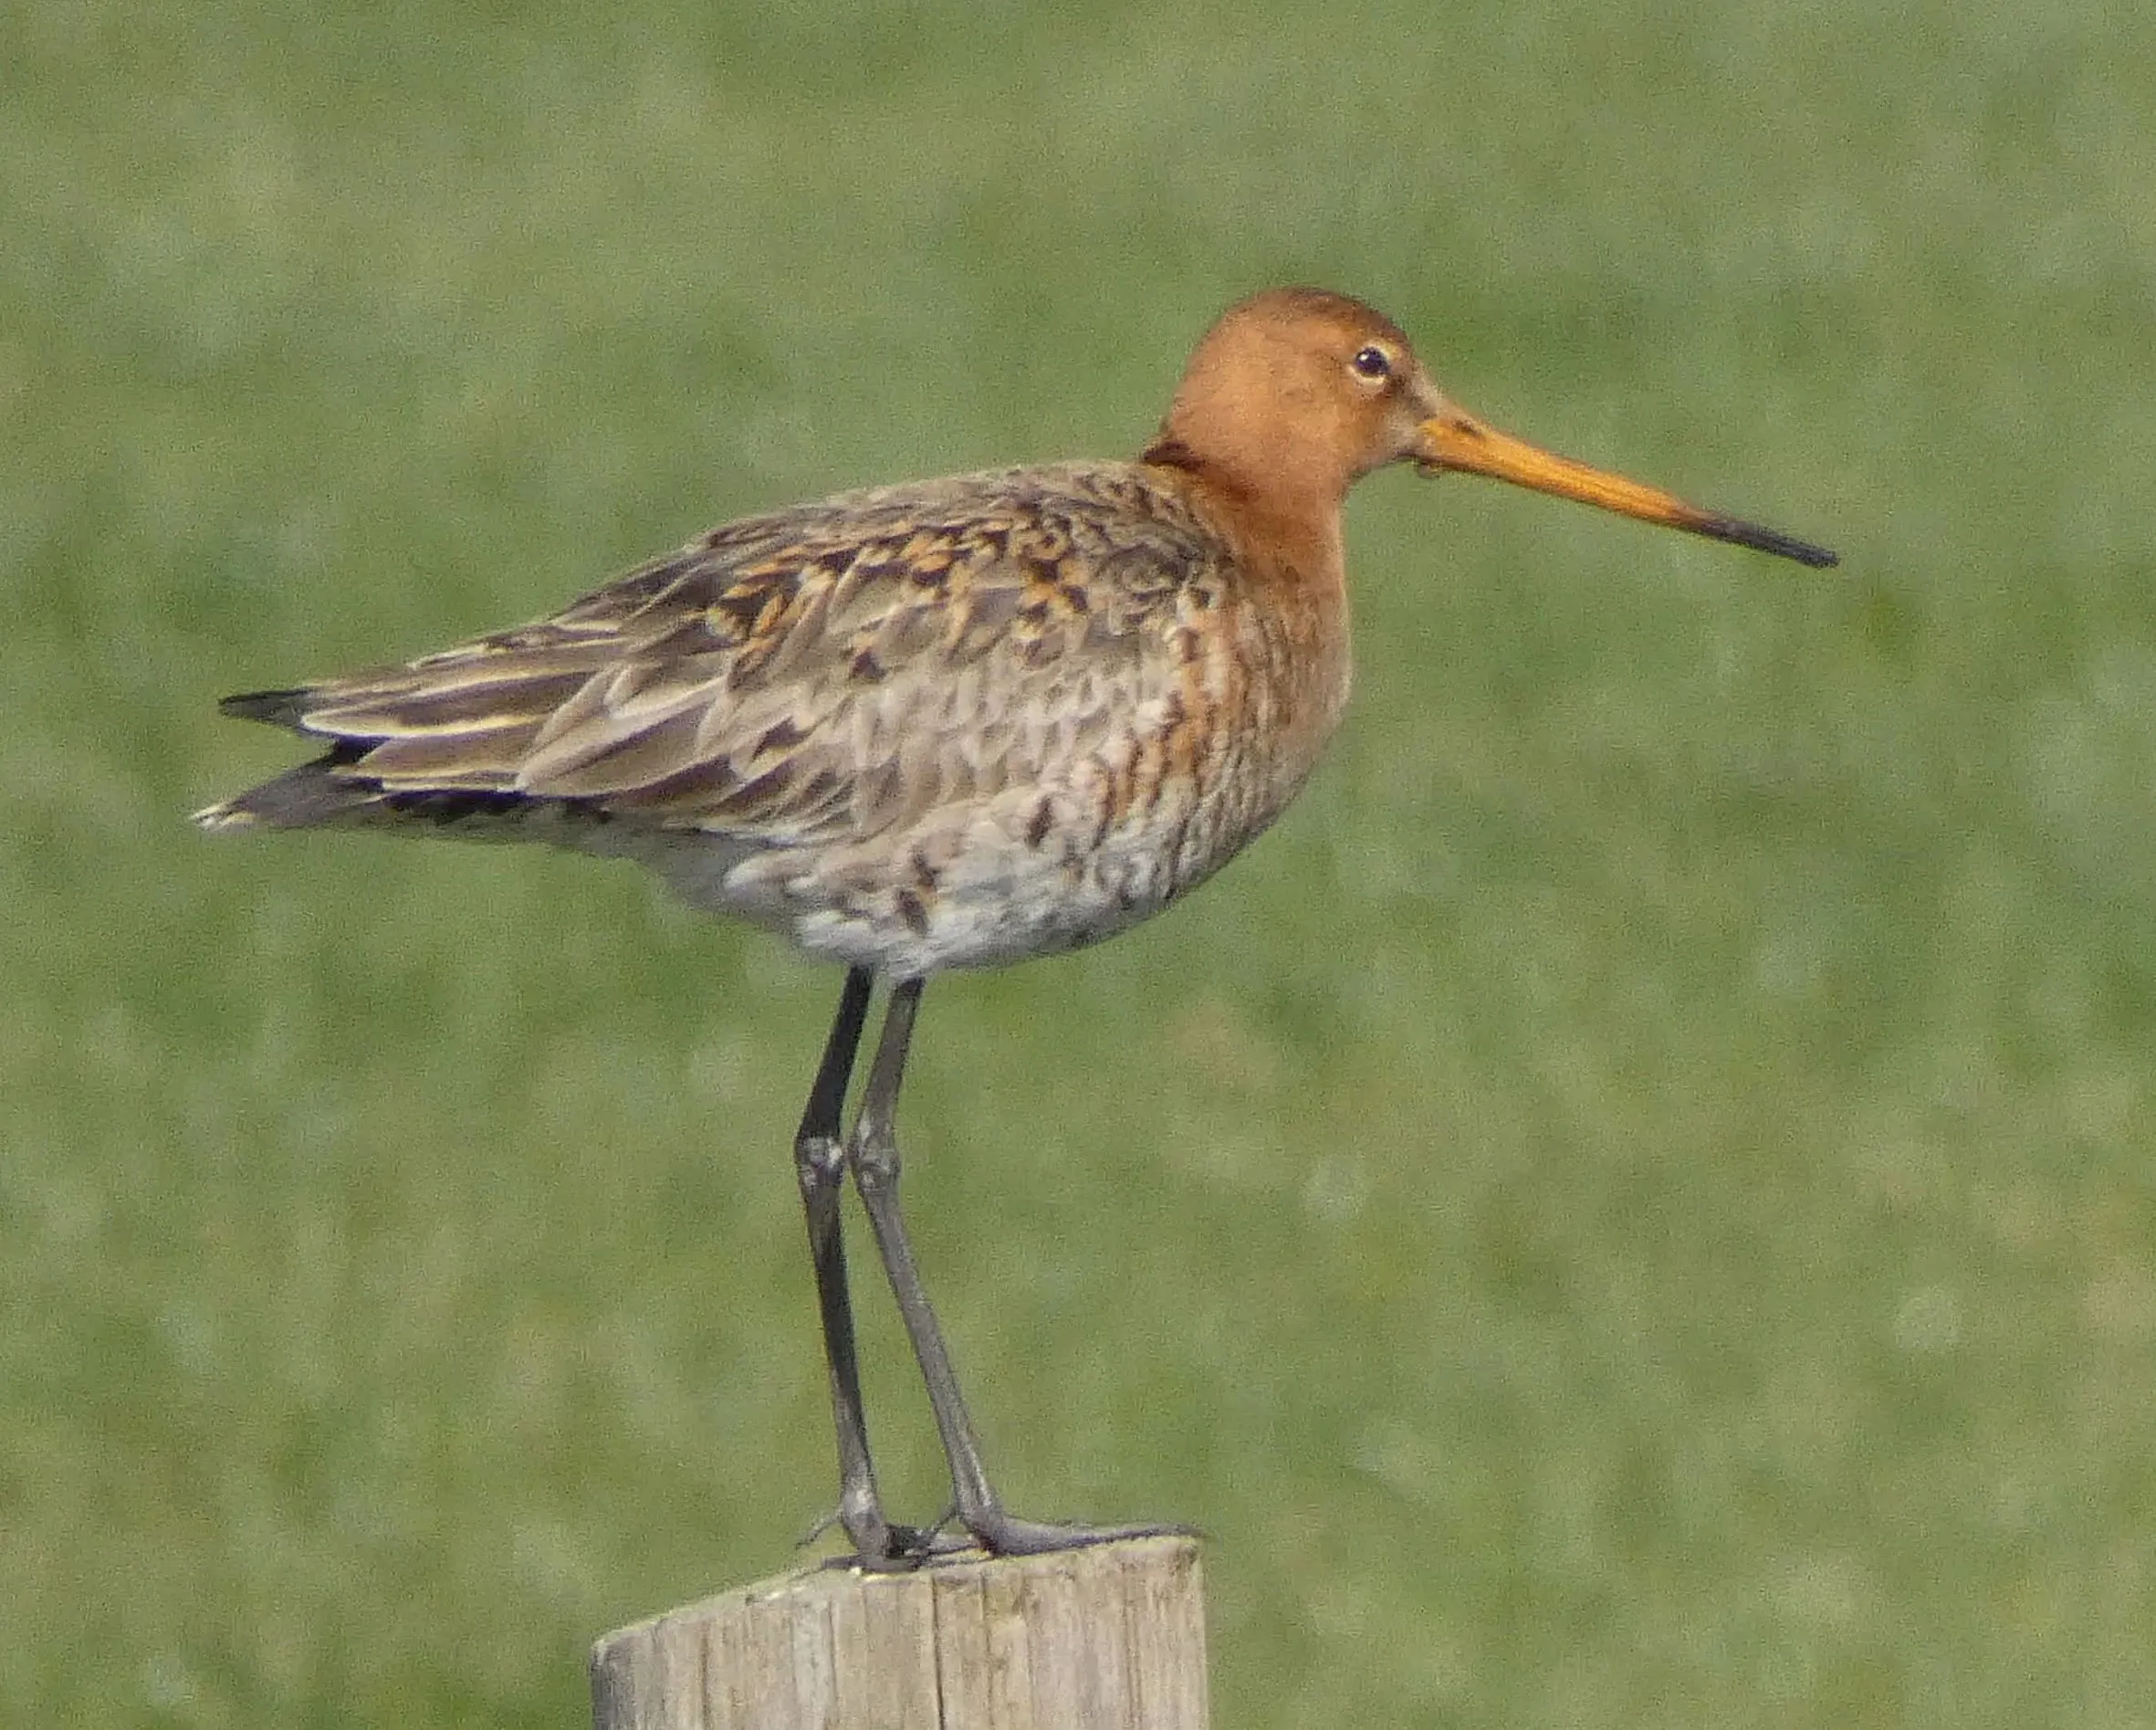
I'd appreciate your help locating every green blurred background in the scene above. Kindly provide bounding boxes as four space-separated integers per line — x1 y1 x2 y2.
6 1 2154 1724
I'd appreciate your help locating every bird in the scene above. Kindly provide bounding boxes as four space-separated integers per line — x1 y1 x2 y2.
195 287 1837 1567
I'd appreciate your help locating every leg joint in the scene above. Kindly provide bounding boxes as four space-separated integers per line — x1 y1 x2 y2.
795 1127 848 1190
851 1119 900 1188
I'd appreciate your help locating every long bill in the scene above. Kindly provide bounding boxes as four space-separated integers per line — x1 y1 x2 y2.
1416 410 1838 569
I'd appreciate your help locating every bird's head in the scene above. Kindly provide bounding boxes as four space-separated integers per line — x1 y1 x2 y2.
1150 287 1837 568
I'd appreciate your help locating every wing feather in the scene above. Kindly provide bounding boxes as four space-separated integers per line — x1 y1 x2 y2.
211 462 1228 849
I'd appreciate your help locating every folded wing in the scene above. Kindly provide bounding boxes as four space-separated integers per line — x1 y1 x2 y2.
200 463 1225 855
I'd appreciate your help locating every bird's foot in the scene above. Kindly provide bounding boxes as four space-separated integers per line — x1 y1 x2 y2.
801 1503 975 1571
805 1503 1194 1567
955 1509 1200 1557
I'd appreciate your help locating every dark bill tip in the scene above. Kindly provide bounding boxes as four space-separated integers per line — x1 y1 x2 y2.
1698 516 1840 569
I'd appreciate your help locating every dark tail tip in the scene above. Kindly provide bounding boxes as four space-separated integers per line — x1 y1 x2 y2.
194 755 379 833
219 688 319 728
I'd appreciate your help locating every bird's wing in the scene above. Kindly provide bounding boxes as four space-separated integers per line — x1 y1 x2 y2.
229 464 1227 848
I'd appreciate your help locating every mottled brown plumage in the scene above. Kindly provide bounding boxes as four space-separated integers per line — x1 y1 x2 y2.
204 459 1333 975
197 287 1835 1565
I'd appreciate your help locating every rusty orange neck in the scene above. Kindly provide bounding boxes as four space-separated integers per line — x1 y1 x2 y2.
1142 448 1355 795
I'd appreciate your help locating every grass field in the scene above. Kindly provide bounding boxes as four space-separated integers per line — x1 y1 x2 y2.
6 1 2155 1724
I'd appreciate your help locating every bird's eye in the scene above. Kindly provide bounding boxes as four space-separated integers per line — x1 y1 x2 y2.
1350 345 1393 382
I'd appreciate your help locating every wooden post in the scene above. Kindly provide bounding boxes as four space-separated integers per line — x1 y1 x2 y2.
590 1535 1207 1730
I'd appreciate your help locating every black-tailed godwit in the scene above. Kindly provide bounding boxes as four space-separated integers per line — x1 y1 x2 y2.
197 288 1836 1564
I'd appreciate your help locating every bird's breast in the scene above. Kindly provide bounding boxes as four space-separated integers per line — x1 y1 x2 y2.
667 558 1352 978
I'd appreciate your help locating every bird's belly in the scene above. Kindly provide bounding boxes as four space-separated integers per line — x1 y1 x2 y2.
634 773 1282 978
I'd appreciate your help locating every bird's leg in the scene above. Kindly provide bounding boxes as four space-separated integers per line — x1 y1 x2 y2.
849 978 1185 1556
793 965 921 1565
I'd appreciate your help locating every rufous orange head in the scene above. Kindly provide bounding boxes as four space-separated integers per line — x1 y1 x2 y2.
1151 288 1836 567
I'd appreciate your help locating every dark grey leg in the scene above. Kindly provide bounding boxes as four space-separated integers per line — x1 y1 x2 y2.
794 966 907 1563
850 977 1185 1556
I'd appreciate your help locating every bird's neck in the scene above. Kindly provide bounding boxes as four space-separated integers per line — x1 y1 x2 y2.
1138 435 1350 599
1143 447 1355 799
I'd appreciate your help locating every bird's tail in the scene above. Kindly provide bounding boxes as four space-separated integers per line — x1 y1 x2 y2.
192 749 383 833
